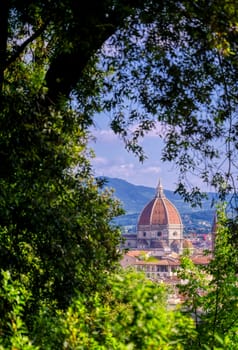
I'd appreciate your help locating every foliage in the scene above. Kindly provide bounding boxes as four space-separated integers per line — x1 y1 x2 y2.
177 206 238 349
1 1 238 348
0 0 139 335
0 51 124 314
1 1 238 201
58 270 196 350
101 1 238 203
0 270 38 350
0 269 196 350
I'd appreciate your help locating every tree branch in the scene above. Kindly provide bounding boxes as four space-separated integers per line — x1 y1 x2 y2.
45 0 144 105
5 21 49 69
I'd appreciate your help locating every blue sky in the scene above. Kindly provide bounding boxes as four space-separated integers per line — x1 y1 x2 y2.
89 114 189 191
89 112 215 192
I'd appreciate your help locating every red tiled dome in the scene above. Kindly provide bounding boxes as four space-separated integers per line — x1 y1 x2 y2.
138 181 182 226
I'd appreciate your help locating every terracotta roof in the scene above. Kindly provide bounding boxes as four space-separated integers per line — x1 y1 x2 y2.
191 255 211 265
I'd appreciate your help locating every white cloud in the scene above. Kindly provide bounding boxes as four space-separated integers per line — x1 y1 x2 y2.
89 119 212 191
89 120 178 189
119 163 135 170
91 154 164 187
129 121 169 139
91 128 120 143
141 166 161 174
91 121 168 145
91 156 109 166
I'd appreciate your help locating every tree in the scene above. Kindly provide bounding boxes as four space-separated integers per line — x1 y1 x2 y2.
0 43 124 311
2 1 238 196
177 206 238 349
1 0 238 329
0 269 196 349
101 1 238 204
59 270 196 350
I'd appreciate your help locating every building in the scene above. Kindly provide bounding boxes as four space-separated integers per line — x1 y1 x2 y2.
121 179 184 254
120 249 211 281
120 179 212 306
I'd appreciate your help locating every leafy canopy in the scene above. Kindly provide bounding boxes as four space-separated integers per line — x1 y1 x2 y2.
177 206 238 349
2 1 238 201
0 269 196 349
1 0 238 341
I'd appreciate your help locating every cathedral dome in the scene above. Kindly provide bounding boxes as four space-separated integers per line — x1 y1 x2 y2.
138 181 182 227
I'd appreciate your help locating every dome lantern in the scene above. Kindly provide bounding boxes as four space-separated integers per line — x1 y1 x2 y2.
156 179 165 198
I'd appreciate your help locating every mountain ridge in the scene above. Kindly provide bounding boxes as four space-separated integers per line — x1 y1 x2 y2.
100 177 216 234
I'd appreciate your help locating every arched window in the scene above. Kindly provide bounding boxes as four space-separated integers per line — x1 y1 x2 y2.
143 232 146 237
157 231 162 237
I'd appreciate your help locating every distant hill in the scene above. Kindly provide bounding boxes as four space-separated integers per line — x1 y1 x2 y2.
100 177 217 234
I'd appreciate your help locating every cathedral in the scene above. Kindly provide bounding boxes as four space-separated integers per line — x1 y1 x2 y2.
120 179 211 289
122 180 184 255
